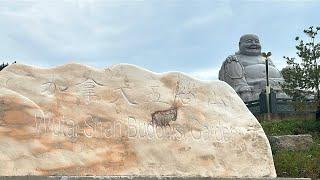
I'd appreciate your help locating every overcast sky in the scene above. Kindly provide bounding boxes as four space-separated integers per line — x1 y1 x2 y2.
0 0 319 80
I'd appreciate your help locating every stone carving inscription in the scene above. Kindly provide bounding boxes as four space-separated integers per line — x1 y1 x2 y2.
110 76 138 105
82 79 98 104
41 82 57 96
174 76 196 105
151 107 178 127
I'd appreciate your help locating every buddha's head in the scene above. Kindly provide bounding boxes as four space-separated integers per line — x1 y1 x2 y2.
239 34 261 56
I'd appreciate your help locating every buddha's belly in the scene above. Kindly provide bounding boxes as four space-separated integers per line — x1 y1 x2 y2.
244 64 284 91
244 64 282 80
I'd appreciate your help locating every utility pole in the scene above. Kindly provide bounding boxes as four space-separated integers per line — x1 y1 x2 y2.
262 52 272 120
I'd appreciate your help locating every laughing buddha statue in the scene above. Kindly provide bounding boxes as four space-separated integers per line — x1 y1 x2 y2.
219 34 288 102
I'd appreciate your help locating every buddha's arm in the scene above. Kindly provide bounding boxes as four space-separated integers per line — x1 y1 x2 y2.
219 55 252 93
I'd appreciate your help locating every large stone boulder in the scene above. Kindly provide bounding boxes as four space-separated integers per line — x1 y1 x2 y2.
269 134 314 151
0 63 276 177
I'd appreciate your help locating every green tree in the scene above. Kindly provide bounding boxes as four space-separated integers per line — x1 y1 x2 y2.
281 26 320 101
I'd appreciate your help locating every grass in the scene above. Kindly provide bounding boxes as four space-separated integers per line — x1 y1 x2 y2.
261 119 320 135
260 119 320 179
273 145 320 179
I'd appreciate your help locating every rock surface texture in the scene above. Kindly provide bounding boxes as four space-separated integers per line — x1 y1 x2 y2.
0 63 276 177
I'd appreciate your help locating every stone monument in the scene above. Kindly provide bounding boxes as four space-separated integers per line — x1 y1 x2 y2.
0 63 276 177
219 34 287 102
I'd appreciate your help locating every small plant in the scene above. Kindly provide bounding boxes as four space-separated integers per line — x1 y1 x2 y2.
0 62 9 71
0 61 16 71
